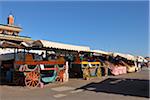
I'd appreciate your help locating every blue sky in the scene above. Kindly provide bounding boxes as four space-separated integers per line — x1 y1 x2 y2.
0 1 149 56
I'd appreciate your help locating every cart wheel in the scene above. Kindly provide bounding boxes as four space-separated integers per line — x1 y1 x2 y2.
25 71 40 88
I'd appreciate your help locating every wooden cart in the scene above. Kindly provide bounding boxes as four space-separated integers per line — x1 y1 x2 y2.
70 61 101 80
13 54 65 88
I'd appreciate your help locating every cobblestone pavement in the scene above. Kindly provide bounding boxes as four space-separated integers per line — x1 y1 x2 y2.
0 67 149 100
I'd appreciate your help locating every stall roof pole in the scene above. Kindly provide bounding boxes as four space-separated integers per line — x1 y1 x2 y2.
14 48 16 60
23 48 25 61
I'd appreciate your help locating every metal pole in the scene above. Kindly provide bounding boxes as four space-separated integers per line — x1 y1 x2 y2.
46 49 48 60
23 49 25 61
14 48 16 60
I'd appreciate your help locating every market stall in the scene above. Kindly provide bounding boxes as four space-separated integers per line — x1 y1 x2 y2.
70 61 101 80
112 52 139 73
0 40 90 88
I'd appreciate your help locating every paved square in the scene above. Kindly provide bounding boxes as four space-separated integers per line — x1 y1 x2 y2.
51 86 75 92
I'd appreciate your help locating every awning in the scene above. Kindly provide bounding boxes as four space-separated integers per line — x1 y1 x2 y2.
20 41 34 47
0 48 15 60
0 48 15 55
0 41 23 48
91 50 109 55
32 40 90 52
113 52 136 61
137 56 148 62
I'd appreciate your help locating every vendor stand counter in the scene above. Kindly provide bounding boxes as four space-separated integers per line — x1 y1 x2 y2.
70 61 102 80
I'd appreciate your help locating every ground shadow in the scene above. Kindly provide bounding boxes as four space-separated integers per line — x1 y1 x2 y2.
0 78 25 86
76 78 149 98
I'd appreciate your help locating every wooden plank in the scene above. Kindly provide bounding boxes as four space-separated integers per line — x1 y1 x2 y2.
41 68 58 71
15 61 65 65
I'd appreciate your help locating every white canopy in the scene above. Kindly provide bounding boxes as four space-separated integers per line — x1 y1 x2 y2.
32 40 90 52
91 50 109 55
0 48 15 55
113 52 136 61
137 56 148 62
20 41 33 47
0 48 15 61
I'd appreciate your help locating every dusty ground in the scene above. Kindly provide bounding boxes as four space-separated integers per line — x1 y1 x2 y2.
0 67 149 100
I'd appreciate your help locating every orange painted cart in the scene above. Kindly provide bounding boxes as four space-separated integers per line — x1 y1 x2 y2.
13 54 65 88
